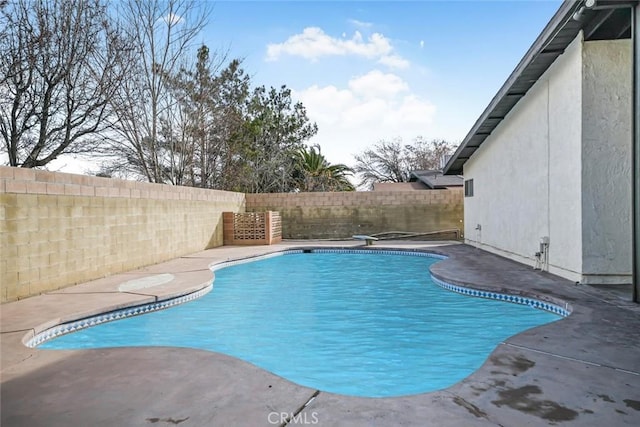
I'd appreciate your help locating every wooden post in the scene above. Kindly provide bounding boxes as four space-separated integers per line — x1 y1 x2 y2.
265 211 273 245
223 212 235 245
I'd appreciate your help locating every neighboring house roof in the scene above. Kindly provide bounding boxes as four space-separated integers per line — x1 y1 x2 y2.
443 0 633 175
409 170 464 189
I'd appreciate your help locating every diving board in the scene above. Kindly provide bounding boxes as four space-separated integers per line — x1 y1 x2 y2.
352 235 379 246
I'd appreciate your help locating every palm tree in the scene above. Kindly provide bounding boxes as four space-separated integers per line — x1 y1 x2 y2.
295 146 355 192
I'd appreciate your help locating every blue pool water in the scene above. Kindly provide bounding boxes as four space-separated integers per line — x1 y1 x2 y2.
40 252 561 397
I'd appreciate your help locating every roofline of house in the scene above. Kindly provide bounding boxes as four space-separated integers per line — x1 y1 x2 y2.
442 0 640 303
443 0 625 175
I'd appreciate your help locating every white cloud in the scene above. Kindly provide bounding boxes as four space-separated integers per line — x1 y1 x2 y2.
348 70 408 98
265 27 409 69
378 54 410 70
420 40 425 49
348 19 374 29
294 70 436 167
294 85 354 125
162 13 184 25
47 155 100 175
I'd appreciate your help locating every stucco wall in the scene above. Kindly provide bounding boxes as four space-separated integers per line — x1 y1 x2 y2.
464 36 584 282
581 39 632 284
246 189 463 240
463 34 632 285
463 77 551 268
548 36 584 280
0 167 245 302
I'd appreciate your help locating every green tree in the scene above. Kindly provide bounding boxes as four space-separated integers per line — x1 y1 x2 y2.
163 45 249 188
106 41 318 193
209 59 252 190
236 85 318 193
294 146 354 192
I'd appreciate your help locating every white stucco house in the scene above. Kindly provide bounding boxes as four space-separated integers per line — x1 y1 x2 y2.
444 0 638 294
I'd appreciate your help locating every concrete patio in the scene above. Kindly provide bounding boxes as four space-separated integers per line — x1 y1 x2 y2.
1 241 639 426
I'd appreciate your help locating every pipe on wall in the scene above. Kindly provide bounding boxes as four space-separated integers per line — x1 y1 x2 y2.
633 2 640 302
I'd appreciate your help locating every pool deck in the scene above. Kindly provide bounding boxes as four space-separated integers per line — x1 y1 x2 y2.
1 241 639 426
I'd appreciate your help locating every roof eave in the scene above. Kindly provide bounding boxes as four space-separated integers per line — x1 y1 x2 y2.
443 0 585 175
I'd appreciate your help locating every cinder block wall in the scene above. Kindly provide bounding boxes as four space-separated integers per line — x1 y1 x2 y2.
0 166 245 302
246 189 463 239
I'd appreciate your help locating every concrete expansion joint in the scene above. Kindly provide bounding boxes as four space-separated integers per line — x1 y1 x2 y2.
279 390 320 427
119 291 160 302
502 343 640 376
573 287 640 312
443 390 494 423
179 255 216 259
0 327 34 335
173 268 212 274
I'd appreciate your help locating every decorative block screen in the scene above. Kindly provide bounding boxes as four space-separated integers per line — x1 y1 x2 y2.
223 211 282 245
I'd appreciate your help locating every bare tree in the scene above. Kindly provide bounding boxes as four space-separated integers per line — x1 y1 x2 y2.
353 137 454 189
0 0 132 168
353 139 410 188
108 0 211 183
409 138 453 171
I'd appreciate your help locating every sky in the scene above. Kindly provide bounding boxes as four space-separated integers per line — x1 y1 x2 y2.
197 0 563 168
49 0 563 173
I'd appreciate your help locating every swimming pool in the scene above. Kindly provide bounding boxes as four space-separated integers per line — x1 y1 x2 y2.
37 250 562 397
